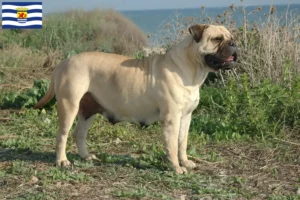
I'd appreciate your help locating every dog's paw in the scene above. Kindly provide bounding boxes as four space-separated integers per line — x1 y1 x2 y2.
181 160 197 169
56 159 71 168
174 166 188 174
84 154 98 161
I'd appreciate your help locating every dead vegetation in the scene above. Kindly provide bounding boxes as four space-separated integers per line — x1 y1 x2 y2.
159 4 300 85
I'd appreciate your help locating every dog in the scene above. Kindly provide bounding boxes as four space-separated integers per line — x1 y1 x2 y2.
34 24 237 174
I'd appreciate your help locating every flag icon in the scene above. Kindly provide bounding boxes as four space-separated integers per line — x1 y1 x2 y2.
2 2 42 29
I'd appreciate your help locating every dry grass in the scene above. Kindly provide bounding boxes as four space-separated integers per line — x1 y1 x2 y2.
160 4 300 85
0 45 50 92
235 11 300 84
94 9 147 54
57 9 147 55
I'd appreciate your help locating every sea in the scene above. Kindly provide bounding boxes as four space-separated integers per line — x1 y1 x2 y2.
120 4 300 45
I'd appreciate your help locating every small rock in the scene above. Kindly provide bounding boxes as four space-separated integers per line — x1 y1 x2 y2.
219 170 227 176
56 182 62 187
71 191 80 197
115 138 122 144
28 176 39 184
297 188 300 195
180 195 186 200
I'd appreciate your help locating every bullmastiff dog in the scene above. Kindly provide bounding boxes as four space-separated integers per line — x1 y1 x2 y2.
34 24 237 174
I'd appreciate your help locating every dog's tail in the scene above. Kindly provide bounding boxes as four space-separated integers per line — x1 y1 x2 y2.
34 75 55 109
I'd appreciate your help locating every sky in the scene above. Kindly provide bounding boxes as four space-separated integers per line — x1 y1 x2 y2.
1 0 299 12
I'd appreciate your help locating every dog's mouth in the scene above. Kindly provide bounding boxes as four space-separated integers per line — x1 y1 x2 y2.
205 52 237 70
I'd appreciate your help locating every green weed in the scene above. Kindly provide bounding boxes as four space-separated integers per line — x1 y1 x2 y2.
190 75 300 142
268 196 300 200
15 192 53 200
0 80 54 109
40 168 92 182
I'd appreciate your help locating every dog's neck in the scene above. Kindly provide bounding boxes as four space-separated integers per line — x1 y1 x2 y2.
164 35 209 87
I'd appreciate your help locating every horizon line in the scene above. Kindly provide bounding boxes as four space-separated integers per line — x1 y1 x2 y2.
118 3 300 12
42 3 300 14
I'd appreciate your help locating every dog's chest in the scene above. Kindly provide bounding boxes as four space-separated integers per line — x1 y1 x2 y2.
181 88 200 114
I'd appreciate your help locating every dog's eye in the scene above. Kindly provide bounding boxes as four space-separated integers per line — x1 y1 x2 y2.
213 37 223 42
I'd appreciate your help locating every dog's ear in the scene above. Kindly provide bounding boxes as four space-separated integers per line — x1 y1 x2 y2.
188 24 209 43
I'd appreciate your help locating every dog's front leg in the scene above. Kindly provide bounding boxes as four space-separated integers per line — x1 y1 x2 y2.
161 111 187 174
178 113 197 169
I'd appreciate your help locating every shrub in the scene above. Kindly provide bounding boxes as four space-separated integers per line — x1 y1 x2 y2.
190 74 300 141
0 9 147 56
0 80 55 109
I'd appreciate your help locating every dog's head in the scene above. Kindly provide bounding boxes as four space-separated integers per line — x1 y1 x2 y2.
188 24 237 71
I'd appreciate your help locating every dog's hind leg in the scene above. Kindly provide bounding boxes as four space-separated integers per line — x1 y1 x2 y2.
73 114 97 160
56 98 79 167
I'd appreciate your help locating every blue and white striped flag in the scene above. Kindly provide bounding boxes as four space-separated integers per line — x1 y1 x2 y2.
2 2 42 29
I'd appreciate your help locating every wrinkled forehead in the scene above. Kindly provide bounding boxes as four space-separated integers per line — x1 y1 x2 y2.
205 25 233 39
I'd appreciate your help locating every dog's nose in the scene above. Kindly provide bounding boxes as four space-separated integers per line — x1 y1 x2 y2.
228 40 236 47
228 41 236 46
